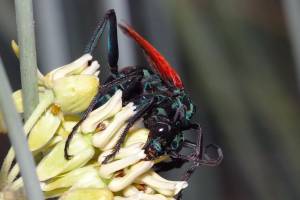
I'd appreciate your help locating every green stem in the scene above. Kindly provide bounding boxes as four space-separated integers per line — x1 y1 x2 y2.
282 0 300 91
5 90 54 184
14 0 39 120
0 58 43 199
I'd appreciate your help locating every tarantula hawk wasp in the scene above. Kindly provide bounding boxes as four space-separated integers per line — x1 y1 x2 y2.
64 8 223 190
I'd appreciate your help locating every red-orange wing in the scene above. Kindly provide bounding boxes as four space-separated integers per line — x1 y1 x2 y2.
119 24 184 89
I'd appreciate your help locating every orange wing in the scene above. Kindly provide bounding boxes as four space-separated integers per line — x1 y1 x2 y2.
119 24 184 89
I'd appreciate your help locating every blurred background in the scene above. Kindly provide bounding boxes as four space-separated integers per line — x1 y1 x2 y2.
1 0 300 200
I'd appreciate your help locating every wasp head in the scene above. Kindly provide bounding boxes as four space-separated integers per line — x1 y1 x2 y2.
145 121 173 160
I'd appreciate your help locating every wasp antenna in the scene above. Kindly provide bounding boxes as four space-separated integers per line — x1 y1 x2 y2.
84 9 119 75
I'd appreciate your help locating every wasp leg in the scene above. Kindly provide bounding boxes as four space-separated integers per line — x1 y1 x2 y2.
170 126 223 180
64 71 143 159
181 140 197 148
84 9 119 75
153 158 186 172
173 126 222 200
102 96 157 164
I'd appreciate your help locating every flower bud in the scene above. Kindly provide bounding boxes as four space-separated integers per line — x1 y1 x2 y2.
52 75 99 114
40 54 100 114
44 54 93 88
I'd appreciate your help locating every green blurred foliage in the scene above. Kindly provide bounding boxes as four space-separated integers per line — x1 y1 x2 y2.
0 0 299 199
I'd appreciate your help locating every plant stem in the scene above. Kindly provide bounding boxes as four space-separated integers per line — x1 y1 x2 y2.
282 0 300 92
0 58 43 199
14 0 39 120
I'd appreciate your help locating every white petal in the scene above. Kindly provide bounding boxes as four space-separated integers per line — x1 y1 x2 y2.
92 103 136 149
136 171 188 196
99 150 145 179
98 143 144 163
108 161 154 192
81 60 100 75
81 90 123 133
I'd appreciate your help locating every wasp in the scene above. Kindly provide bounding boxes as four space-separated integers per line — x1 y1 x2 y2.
64 9 223 192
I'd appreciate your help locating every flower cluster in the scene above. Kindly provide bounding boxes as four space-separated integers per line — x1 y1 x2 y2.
0 49 187 200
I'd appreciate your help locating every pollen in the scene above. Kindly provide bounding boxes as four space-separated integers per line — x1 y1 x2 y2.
50 104 61 116
134 183 146 192
95 122 106 132
114 170 125 178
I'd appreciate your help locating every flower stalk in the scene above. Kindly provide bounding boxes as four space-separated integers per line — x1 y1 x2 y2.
14 0 39 120
0 58 44 199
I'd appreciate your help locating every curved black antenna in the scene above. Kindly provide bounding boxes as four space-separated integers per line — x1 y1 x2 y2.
84 13 107 54
84 9 119 75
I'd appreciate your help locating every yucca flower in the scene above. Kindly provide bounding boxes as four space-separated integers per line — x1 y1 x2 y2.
0 51 188 200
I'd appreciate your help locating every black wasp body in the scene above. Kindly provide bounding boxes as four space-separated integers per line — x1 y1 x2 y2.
64 10 223 196
97 66 195 160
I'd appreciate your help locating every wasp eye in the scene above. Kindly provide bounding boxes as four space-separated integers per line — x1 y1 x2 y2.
158 128 164 132
153 122 171 135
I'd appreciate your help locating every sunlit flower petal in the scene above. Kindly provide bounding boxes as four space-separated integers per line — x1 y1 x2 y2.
28 104 62 152
42 165 105 192
37 134 94 181
58 188 113 200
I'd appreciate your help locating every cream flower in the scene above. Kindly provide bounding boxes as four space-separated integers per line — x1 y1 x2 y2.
12 53 100 115
1 62 190 200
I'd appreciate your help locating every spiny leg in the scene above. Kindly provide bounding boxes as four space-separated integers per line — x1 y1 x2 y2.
64 71 143 159
175 142 223 200
154 158 186 172
84 9 119 75
171 144 223 167
170 125 223 180
102 96 157 164
173 126 203 200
